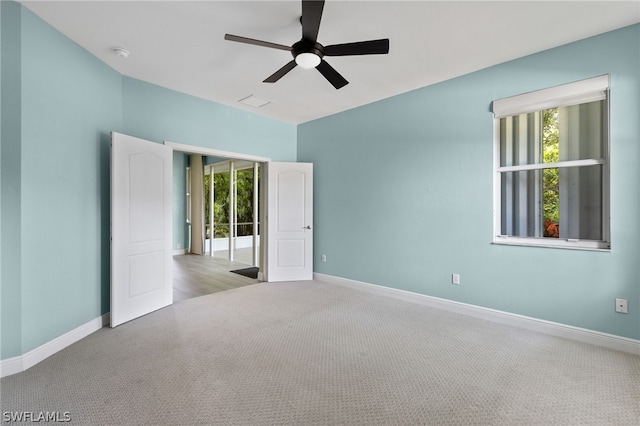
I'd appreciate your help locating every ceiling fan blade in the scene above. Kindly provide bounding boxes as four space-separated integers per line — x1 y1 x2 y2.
264 60 297 83
316 60 348 89
301 0 324 42
224 34 291 51
324 39 390 56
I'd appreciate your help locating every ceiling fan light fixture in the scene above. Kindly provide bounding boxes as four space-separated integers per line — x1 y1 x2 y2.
295 52 321 69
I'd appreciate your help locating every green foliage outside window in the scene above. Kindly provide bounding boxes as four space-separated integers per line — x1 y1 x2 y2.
543 108 559 237
204 169 258 238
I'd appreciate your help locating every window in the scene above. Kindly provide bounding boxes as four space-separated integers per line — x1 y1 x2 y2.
493 75 610 250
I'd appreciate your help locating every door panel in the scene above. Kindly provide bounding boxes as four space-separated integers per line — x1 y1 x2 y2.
267 162 313 281
111 132 172 327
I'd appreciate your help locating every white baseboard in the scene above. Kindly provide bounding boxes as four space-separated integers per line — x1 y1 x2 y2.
0 356 23 379
0 313 110 378
314 273 640 356
173 249 187 256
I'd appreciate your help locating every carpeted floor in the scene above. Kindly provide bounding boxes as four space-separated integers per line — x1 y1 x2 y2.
1 280 639 425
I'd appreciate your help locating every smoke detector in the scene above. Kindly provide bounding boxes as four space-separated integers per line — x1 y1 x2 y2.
112 47 130 59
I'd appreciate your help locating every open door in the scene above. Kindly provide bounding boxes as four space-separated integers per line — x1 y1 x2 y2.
111 132 173 327
266 162 313 282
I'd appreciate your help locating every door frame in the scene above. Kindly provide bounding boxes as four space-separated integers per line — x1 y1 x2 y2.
164 141 272 280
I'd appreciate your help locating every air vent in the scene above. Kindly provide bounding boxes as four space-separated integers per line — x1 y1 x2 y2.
239 95 270 108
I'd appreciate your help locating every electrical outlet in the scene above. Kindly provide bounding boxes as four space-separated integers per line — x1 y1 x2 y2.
177 243 182 249
452 274 460 285
321 254 327 263
615 298 628 314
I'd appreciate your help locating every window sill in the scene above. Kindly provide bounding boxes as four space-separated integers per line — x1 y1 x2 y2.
492 237 610 252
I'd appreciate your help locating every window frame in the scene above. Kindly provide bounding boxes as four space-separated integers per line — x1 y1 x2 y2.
492 75 611 251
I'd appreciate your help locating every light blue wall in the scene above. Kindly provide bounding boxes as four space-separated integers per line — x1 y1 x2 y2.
1 0 23 359
173 152 188 251
298 24 640 340
1 3 123 358
18 6 123 355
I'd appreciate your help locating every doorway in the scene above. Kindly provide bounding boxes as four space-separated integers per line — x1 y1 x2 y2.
111 135 313 324
167 142 270 302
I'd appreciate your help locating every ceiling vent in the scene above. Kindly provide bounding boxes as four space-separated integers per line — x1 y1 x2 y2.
239 95 271 108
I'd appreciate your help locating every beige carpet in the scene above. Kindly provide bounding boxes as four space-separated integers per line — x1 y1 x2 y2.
1 280 639 425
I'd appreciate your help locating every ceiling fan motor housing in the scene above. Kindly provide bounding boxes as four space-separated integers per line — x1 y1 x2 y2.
292 40 324 60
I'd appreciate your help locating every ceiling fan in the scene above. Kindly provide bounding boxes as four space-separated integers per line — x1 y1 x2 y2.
224 0 389 89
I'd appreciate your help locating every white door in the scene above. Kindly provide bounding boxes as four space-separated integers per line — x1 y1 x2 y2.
266 162 313 282
111 132 173 327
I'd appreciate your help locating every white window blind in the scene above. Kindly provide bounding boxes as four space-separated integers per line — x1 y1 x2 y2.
493 75 609 118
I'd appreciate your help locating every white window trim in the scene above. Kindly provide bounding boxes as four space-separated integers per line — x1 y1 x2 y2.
493 235 609 251
492 75 611 251
497 158 604 173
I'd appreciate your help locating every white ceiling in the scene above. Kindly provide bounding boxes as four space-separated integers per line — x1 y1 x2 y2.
20 1 640 124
